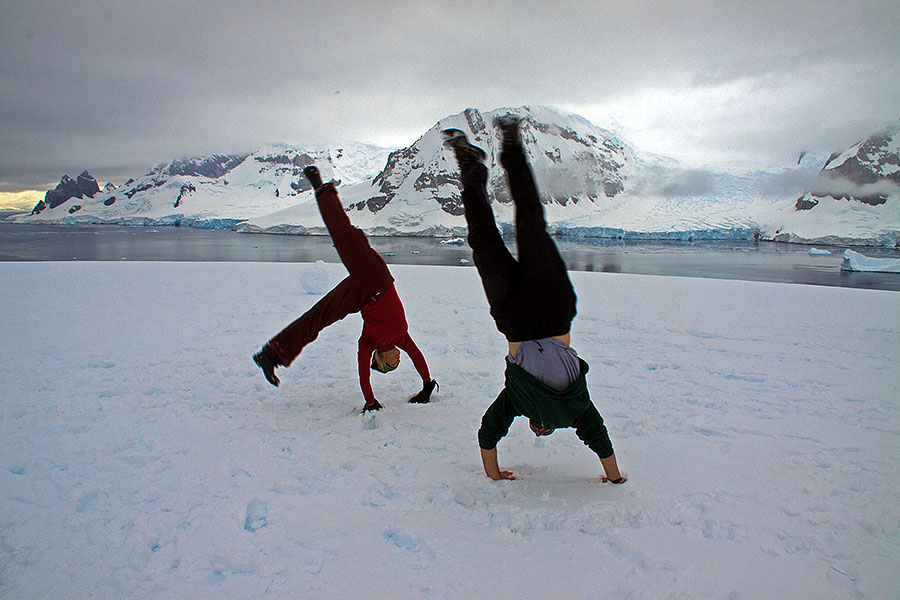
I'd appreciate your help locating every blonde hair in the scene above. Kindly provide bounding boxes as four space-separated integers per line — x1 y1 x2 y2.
371 350 398 373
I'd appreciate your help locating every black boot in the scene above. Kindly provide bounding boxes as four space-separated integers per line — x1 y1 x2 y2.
303 165 323 190
442 129 486 167
409 380 438 404
493 113 522 151
253 349 280 387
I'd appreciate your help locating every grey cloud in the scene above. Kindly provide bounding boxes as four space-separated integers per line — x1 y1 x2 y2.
808 176 899 199
656 170 719 197
1 0 899 191
761 169 826 196
630 166 722 198
762 168 899 199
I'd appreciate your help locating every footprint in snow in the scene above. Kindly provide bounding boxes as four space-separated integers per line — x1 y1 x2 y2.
244 498 268 532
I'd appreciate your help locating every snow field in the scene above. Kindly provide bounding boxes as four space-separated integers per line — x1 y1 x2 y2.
1 262 898 599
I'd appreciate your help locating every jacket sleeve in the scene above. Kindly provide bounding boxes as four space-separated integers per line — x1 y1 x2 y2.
477 390 520 450
357 339 377 405
571 402 614 459
396 333 431 382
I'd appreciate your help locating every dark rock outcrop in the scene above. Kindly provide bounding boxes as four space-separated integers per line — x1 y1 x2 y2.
174 183 196 208
76 170 100 197
31 171 101 214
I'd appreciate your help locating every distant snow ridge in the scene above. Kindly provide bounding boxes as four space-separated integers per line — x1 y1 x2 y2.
152 154 248 178
17 142 393 228
13 107 900 246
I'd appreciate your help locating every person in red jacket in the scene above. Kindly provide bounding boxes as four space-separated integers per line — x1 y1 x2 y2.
253 165 437 412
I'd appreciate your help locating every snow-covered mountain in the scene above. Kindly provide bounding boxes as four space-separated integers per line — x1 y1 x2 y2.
240 106 656 237
796 120 900 209
761 121 900 246
238 107 898 246
15 107 900 246
30 170 102 215
22 142 392 229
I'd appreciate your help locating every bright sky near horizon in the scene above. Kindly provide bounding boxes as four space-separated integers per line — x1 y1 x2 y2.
1 0 898 206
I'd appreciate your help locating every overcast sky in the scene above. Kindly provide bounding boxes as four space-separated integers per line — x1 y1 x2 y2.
1 0 898 199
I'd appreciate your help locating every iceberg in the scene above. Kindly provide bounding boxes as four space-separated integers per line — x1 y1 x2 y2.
841 249 900 273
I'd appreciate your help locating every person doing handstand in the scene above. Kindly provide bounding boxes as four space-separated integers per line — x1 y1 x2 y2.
253 165 437 412
443 115 625 483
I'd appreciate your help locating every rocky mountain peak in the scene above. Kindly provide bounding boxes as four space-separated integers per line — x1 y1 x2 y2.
796 120 900 209
76 171 100 197
151 154 249 178
31 171 101 215
354 106 632 217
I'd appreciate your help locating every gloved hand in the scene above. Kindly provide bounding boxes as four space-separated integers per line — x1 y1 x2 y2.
409 380 438 404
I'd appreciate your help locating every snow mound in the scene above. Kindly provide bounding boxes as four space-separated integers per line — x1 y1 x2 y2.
300 260 344 294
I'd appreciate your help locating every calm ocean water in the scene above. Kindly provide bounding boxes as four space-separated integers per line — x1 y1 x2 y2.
1 222 898 291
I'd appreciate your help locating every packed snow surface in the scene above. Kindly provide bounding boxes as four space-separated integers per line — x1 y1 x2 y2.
1 262 898 599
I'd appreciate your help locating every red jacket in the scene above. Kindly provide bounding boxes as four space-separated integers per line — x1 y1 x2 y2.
357 284 431 405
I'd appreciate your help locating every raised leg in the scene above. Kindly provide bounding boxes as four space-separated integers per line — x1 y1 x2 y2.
444 129 525 341
496 116 576 336
305 166 392 294
264 276 371 367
